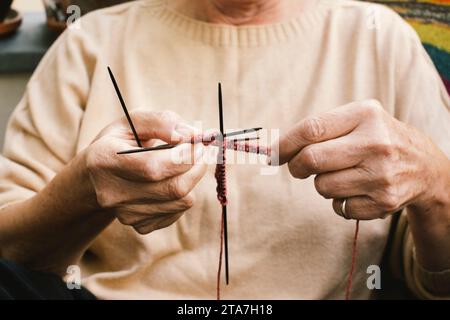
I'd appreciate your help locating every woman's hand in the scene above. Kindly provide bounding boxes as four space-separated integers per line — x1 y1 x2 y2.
85 110 207 234
0 109 207 273
273 100 450 220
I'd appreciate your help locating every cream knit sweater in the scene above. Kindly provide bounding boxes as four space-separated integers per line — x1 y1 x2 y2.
0 0 449 299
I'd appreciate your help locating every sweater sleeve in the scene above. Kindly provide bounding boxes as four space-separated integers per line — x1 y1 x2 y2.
383 11 450 299
0 26 96 209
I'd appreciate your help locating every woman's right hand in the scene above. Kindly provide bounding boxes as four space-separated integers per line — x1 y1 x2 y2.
84 110 207 234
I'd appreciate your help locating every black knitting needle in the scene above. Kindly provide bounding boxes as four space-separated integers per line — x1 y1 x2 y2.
224 127 262 138
117 128 262 155
117 136 261 155
117 144 177 154
107 66 143 148
218 82 230 285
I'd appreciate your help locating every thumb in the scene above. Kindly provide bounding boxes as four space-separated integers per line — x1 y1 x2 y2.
122 110 196 144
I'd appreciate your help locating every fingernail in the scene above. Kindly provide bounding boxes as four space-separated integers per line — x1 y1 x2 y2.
171 131 184 143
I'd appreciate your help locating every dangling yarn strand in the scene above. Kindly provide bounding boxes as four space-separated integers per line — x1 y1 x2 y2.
216 210 225 300
345 220 360 300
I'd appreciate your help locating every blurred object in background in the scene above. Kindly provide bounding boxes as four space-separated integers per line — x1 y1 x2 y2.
42 0 70 31
0 0 23 37
0 1 57 150
13 0 42 11
43 0 134 32
0 0 14 22
361 0 450 93
70 0 134 13
0 0 134 149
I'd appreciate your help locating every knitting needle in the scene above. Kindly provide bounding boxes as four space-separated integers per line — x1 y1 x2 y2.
116 128 263 155
224 127 263 138
117 144 177 154
107 66 265 157
218 82 230 285
107 66 143 148
116 136 262 155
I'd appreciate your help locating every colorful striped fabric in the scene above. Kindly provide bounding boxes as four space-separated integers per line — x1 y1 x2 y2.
362 0 450 93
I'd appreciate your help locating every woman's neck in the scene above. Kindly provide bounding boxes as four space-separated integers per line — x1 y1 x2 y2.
169 0 315 26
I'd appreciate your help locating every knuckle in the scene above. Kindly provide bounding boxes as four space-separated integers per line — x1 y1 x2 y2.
378 139 393 155
314 175 330 198
95 190 116 209
143 159 163 181
366 99 382 109
284 133 303 151
86 147 111 176
375 143 398 161
300 117 326 141
158 110 179 122
287 161 302 178
363 99 383 116
180 194 195 209
134 225 153 235
117 214 136 226
168 178 190 199
378 167 395 188
380 187 399 212
85 151 98 173
300 147 320 172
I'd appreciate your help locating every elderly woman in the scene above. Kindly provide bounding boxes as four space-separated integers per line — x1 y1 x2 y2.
0 0 448 300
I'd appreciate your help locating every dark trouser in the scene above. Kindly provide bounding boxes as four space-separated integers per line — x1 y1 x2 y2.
0 259 96 300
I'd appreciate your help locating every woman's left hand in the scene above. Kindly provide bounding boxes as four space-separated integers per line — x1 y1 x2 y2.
273 100 450 220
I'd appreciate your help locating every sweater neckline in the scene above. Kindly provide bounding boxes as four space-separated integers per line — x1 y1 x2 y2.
143 0 330 47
